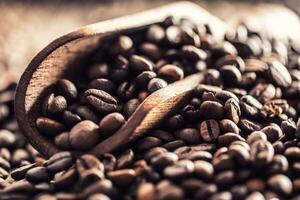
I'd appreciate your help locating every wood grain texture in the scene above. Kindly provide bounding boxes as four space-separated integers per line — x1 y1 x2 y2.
15 1 227 158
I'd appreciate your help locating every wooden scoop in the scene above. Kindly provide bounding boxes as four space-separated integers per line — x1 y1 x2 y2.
15 2 227 158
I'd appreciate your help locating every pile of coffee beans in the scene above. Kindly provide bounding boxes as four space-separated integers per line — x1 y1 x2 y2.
35 17 210 151
2 16 300 200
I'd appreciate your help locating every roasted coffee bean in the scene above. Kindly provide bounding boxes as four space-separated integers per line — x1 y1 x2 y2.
111 35 133 55
147 78 167 93
88 194 111 200
158 64 184 82
53 168 77 188
166 25 182 46
151 152 178 169
219 119 240 134
11 163 36 181
175 128 201 144
101 153 116 172
129 55 154 73
239 119 261 134
36 117 65 137
224 98 240 124
240 95 262 118
246 131 267 145
147 25 165 44
194 160 214 180
284 147 300 161
261 125 283 143
140 43 162 61
69 120 100 150
26 166 51 183
151 130 175 142
98 113 125 138
200 101 224 120
123 98 140 119
200 120 220 142
107 169 136 186
267 174 293 195
137 183 156 200
46 151 73 173
77 154 104 175
136 137 162 152
134 71 157 89
156 180 184 200
84 89 118 113
117 81 136 100
163 159 194 179
74 105 99 123
249 83 276 103
63 110 81 127
56 79 78 101
218 132 245 146
268 60 292 88
89 78 116 93
54 132 71 150
87 63 110 80
182 45 207 63
250 140 274 166
116 149 134 169
220 65 242 86
0 129 16 147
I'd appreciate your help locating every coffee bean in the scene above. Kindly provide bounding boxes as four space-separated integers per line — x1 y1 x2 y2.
166 26 182 46
268 174 293 195
163 159 194 179
56 79 78 101
74 105 99 123
136 137 162 152
140 43 162 61
240 95 263 118
88 194 110 200
147 78 167 93
129 55 154 74
175 128 201 144
194 160 214 180
87 63 110 80
98 112 125 138
158 64 184 82
84 89 118 113
117 81 136 100
54 132 71 150
246 131 267 145
137 183 156 200
11 163 36 181
268 60 292 88
69 120 100 150
107 169 136 186
219 119 240 134
26 166 51 183
249 83 276 103
156 180 184 200
89 78 116 93
147 25 165 44
101 153 116 172
200 120 220 142
63 110 81 127
46 151 73 173
76 154 104 175
245 192 265 200
151 130 175 142
224 98 240 124
182 45 207 63
53 168 77 189
239 119 261 134
111 35 133 55
116 149 134 169
218 132 245 147
261 125 283 143
250 140 274 166
0 129 16 147
200 101 224 120
151 152 178 169
36 117 65 137
284 147 300 161
123 98 140 119
134 71 157 89
220 65 242 86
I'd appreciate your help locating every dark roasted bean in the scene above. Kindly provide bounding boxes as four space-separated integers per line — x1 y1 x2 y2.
200 120 220 142
84 89 118 113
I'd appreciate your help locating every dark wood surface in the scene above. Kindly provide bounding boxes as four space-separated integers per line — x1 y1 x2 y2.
14 2 225 158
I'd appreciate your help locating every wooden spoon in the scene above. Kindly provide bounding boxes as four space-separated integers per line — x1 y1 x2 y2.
15 2 227 158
